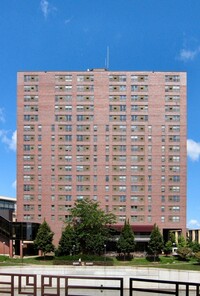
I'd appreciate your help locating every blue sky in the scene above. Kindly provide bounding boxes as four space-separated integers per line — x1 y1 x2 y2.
0 0 200 228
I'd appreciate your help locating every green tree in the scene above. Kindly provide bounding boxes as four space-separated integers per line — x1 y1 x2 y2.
57 224 77 256
164 240 173 256
169 231 176 245
164 231 176 255
189 241 200 253
70 198 116 255
34 220 54 258
147 224 164 261
117 220 135 260
194 251 200 263
177 247 192 261
178 234 186 248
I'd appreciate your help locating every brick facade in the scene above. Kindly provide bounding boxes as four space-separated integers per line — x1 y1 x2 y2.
17 69 187 245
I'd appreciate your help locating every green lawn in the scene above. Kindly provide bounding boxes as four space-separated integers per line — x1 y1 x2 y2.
0 255 200 271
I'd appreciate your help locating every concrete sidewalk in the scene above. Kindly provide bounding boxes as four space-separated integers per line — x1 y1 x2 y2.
0 265 200 289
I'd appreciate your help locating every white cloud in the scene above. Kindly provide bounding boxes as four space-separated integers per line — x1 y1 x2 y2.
179 47 200 62
40 0 49 18
12 180 16 190
187 139 200 161
187 219 200 229
0 108 5 123
40 0 57 19
64 17 73 25
0 129 17 152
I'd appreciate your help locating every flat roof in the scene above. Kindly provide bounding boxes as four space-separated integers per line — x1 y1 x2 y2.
0 196 16 202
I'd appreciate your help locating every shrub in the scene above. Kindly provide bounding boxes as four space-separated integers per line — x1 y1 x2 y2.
177 247 192 261
194 251 200 263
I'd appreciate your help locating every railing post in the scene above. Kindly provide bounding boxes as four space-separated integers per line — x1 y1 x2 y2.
120 277 123 296
185 283 189 296
196 284 199 296
175 282 179 296
129 278 132 296
11 274 14 296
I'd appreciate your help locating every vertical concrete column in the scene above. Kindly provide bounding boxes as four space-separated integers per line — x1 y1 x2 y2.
9 240 13 257
174 231 179 243
20 240 24 258
192 230 195 242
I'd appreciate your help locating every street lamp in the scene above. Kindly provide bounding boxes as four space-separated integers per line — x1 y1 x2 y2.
3 242 5 256
21 243 24 265
72 244 75 256
104 244 106 263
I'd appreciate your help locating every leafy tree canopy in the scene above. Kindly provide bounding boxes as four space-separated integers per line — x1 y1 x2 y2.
34 220 54 257
70 198 116 255
117 219 135 257
57 224 77 256
164 240 173 255
194 251 200 263
187 241 200 253
147 224 164 260
178 234 186 248
177 247 192 261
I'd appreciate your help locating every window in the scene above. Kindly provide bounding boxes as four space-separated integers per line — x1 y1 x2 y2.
171 175 180 182
170 166 180 172
171 206 180 212
131 95 148 102
118 186 126 192
109 75 126 82
170 156 180 162
165 96 180 102
77 85 94 92
131 186 139 192
165 115 180 121
119 195 126 202
161 176 165 182
23 194 34 201
77 75 94 82
65 195 72 201
165 85 180 92
171 216 180 222
131 105 148 112
24 95 38 102
161 186 165 192
161 196 165 202
55 75 72 82
169 135 180 142
55 85 72 92
161 216 165 223
131 115 148 121
24 85 38 92
131 85 148 92
169 195 180 202
24 115 38 121
170 186 180 192
105 125 109 132
131 75 148 82
109 85 126 92
131 196 139 202
165 75 180 82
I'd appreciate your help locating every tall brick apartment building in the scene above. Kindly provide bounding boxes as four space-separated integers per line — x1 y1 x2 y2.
17 69 187 247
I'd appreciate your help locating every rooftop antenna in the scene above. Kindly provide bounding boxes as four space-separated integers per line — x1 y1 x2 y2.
105 46 109 69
